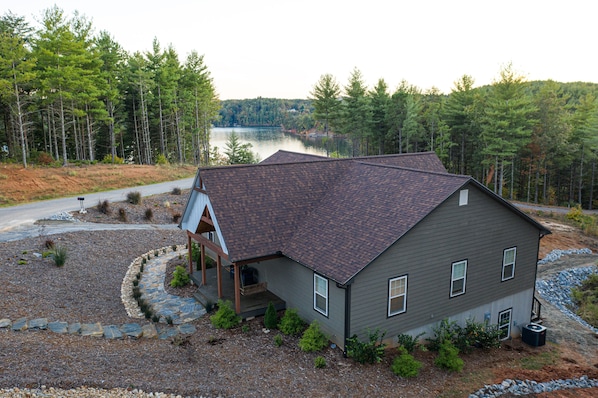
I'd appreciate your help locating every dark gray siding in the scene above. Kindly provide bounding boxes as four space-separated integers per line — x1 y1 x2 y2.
349 183 542 339
254 258 346 346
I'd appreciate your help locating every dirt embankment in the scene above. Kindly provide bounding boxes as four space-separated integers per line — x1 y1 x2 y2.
0 164 196 206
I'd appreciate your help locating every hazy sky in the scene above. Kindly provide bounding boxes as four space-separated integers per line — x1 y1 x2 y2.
8 1 597 100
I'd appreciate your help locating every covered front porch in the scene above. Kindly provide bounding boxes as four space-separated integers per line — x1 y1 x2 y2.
190 267 285 319
186 231 285 319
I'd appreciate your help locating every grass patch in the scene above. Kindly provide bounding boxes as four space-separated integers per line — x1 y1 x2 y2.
519 347 559 370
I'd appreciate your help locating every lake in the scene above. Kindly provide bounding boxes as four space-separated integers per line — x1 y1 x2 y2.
210 127 350 161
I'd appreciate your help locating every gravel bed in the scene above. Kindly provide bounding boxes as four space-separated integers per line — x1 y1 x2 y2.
470 376 598 397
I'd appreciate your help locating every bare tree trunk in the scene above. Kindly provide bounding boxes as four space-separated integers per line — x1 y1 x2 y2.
58 94 68 166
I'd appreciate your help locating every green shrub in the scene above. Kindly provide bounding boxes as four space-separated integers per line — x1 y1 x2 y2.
241 324 250 333
155 153 169 165
397 332 425 353
98 199 111 215
170 266 190 288
427 318 463 351
434 341 464 372
210 300 240 329
571 273 598 327
264 301 278 329
428 318 501 353
391 347 422 378
127 191 142 205
279 308 306 336
51 245 68 267
314 356 326 369
101 153 124 164
346 328 387 364
462 318 501 350
118 207 128 222
274 334 283 347
298 321 328 352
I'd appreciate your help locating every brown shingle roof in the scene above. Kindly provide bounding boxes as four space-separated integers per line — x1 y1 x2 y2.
197 151 467 284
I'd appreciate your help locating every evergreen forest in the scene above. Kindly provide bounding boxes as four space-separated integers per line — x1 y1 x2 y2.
2 8 598 209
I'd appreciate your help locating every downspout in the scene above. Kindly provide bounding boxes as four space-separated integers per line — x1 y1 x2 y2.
337 282 352 357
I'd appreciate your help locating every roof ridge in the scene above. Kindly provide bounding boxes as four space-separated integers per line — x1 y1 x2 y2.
353 160 469 178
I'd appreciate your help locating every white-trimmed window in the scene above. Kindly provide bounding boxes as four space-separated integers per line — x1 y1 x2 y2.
388 276 408 317
498 309 512 340
450 260 467 297
459 189 469 206
502 247 516 281
314 274 328 316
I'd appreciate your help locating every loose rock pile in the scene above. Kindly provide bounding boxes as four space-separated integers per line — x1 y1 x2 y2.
469 376 598 397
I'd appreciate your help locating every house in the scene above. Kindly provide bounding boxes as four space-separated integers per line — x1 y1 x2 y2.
179 150 550 349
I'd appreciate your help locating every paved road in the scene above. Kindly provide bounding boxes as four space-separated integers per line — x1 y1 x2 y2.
0 177 194 241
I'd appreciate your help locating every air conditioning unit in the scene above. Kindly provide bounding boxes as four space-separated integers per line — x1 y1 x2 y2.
521 323 546 346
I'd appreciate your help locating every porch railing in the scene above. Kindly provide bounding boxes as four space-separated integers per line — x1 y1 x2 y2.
531 296 542 322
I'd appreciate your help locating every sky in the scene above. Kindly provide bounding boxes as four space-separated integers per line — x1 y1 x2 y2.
7 1 597 100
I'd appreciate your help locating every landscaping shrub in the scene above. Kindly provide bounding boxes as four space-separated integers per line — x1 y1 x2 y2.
278 308 306 336
462 318 501 350
428 318 501 353
298 321 328 352
172 212 182 223
144 207 153 221
264 301 278 329
210 300 240 329
314 356 327 369
170 266 190 288
346 328 387 364
427 318 463 351
98 199 111 215
51 245 68 267
171 187 182 195
434 341 464 372
118 207 128 222
127 191 142 205
274 334 283 347
397 332 425 353
44 239 55 249
391 347 422 378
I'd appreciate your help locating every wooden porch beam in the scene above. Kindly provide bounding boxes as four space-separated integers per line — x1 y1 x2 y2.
200 243 206 286
187 234 193 275
187 231 228 260
200 216 214 226
217 255 222 298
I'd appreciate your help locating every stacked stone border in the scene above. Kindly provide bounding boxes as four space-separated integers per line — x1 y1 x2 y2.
121 244 186 319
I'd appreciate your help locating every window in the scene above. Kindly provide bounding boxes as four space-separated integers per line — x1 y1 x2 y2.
459 189 469 206
498 309 512 340
314 274 328 316
502 247 516 281
388 276 408 317
450 260 467 297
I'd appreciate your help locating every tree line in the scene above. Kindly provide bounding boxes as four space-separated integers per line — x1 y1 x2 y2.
309 67 598 209
0 7 220 168
216 98 314 132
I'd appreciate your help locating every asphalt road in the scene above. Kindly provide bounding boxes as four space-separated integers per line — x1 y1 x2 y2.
0 177 194 241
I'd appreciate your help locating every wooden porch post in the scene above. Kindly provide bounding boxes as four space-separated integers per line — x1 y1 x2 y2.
233 263 241 314
216 255 222 298
200 243 206 286
187 234 192 275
